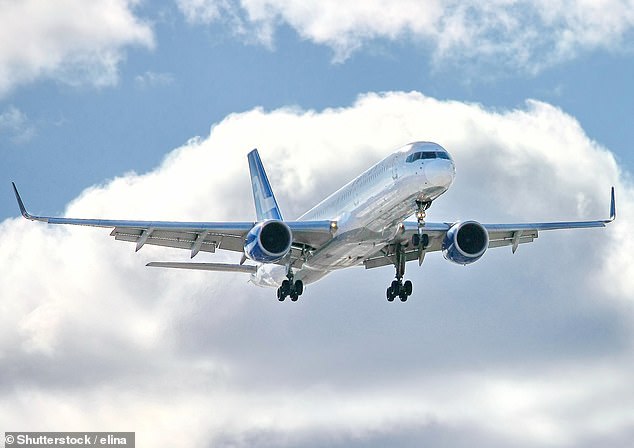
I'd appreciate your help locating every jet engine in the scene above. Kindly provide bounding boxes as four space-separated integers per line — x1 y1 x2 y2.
244 220 293 263
442 221 489 265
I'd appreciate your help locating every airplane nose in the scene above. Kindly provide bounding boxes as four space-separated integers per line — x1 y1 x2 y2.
425 161 454 187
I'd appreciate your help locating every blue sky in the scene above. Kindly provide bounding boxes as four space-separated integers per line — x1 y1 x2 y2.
1 1 633 447
3 1 634 220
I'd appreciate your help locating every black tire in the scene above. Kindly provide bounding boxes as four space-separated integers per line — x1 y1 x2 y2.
290 293 299 302
404 280 413 296
400 292 408 302
387 288 395 302
294 280 304 296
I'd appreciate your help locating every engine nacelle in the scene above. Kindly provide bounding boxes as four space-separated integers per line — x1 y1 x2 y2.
244 220 293 263
442 221 489 265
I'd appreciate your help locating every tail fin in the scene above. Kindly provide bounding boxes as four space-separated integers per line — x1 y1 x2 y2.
247 149 283 221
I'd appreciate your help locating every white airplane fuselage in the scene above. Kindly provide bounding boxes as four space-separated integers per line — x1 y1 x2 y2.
252 142 456 287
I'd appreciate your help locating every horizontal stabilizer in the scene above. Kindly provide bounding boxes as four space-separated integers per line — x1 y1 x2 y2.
147 262 257 274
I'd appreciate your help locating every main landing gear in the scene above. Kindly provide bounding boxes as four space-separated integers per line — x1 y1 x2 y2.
387 278 413 302
386 200 432 302
386 242 413 302
277 271 304 302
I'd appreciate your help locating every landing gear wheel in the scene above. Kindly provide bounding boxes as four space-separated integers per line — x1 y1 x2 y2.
404 280 413 296
294 280 304 296
277 268 304 302
386 242 414 302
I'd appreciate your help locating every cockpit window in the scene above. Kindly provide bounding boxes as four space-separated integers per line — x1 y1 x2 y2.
436 152 451 160
406 151 451 162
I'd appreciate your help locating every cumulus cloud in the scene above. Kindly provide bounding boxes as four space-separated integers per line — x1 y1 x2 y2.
0 92 632 446
0 0 154 96
176 0 634 72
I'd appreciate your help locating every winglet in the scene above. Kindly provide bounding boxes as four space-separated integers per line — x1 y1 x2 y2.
12 182 33 220
608 186 616 222
247 149 284 221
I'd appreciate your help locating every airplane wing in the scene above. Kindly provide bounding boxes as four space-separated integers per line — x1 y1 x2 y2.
363 187 615 269
12 183 335 262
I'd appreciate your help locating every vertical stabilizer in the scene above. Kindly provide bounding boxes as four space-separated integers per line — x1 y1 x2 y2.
247 149 284 221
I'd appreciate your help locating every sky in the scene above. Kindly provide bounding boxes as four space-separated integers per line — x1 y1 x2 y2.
1 1 633 446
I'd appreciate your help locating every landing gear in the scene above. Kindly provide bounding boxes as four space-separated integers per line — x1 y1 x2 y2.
386 279 413 302
415 200 431 266
415 200 431 223
277 271 304 302
386 243 413 302
385 200 432 302
386 279 412 302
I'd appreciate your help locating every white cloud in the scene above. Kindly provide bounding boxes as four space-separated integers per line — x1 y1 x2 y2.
0 106 35 144
134 70 175 89
1 91 632 446
176 0 634 72
0 0 154 96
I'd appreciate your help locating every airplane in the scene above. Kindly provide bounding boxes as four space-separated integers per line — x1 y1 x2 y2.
12 141 616 302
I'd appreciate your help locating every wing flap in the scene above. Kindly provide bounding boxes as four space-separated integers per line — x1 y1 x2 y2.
110 227 251 254
488 234 536 249
364 249 421 269
113 231 218 253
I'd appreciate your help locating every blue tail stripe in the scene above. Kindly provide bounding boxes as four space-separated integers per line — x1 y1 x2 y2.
247 149 283 221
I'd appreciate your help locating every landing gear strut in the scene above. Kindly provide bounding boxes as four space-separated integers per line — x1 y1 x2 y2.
386 243 413 302
415 199 431 223
385 200 432 302
414 199 431 266
277 269 304 302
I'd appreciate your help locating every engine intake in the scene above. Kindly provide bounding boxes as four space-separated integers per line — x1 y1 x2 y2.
244 220 293 263
442 221 489 265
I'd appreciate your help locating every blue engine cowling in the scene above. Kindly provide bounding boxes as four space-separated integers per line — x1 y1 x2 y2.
244 220 293 263
442 221 489 265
